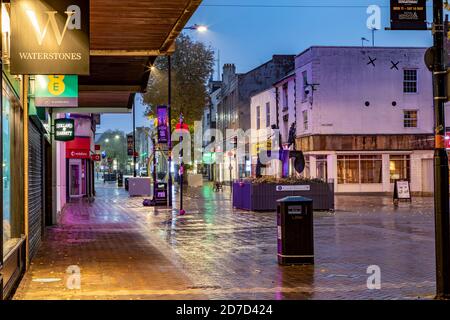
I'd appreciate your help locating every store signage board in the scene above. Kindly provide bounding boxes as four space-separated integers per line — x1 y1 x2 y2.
276 185 311 192
393 180 412 204
390 0 427 30
10 0 90 75
35 75 78 107
66 149 89 159
91 154 101 162
54 118 75 141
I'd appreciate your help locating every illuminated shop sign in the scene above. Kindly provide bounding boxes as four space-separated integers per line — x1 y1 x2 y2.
10 0 90 75
54 118 75 141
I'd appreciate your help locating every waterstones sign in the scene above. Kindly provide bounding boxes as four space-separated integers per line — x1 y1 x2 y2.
10 0 90 75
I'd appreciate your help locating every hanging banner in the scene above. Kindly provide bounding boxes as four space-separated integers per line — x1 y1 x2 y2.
390 0 427 30
127 134 134 156
54 118 75 141
35 75 78 107
10 0 90 75
157 105 169 144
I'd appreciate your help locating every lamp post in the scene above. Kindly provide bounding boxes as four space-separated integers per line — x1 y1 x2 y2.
177 113 186 215
167 56 173 207
432 0 450 299
184 24 208 32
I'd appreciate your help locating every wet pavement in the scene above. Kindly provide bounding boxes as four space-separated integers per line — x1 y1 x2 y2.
13 181 436 300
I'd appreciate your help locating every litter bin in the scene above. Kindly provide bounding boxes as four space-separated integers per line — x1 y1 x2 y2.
125 178 129 191
277 196 314 265
117 173 124 187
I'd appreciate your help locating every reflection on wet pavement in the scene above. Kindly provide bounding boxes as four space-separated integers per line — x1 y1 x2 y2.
14 182 436 300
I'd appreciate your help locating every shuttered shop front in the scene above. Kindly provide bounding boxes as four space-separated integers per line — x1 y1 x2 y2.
28 121 43 259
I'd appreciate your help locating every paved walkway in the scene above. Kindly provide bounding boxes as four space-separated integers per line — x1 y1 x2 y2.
14 182 436 300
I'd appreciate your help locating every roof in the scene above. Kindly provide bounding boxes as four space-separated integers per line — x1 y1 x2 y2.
296 45 428 59
56 0 203 114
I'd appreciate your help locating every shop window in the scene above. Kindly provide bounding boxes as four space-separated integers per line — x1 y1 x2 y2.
3 78 21 257
316 155 328 182
337 155 382 184
360 155 382 183
265 102 271 128
337 155 359 184
390 155 411 183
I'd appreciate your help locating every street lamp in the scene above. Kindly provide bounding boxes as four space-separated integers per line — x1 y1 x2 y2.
105 138 110 143
115 135 120 140
184 24 208 32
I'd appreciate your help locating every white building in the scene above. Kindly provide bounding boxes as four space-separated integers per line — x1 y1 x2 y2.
251 46 434 194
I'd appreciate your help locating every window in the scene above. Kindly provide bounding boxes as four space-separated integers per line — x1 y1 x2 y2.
302 110 308 131
256 106 261 130
337 155 382 184
403 69 417 93
302 71 308 101
3 78 21 258
404 110 418 128
360 155 382 183
282 84 289 110
316 156 328 182
265 102 271 128
390 155 411 182
337 155 360 184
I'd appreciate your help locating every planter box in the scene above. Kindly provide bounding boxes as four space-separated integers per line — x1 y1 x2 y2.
233 181 334 211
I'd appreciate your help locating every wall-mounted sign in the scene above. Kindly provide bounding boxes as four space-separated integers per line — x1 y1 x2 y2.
91 154 101 162
66 149 89 159
35 75 78 107
127 134 134 156
95 144 101 151
157 105 169 144
276 185 311 192
10 0 90 75
54 118 75 141
390 0 427 30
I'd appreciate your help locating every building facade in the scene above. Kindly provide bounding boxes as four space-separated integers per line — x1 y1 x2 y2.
216 56 295 183
202 80 221 181
250 46 434 194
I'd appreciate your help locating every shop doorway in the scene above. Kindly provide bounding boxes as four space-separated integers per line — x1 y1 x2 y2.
69 160 83 198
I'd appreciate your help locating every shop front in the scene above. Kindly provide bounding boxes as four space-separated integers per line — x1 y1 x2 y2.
65 137 93 199
1 54 26 300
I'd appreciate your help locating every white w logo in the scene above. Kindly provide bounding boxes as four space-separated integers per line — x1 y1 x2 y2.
26 6 81 46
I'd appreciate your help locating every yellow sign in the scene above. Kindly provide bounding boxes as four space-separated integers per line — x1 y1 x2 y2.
48 75 66 96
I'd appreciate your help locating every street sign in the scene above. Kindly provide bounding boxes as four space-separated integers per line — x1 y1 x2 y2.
54 118 75 141
35 75 78 107
390 0 427 30
10 0 90 75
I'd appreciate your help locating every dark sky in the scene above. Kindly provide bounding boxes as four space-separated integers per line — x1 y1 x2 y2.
100 0 435 132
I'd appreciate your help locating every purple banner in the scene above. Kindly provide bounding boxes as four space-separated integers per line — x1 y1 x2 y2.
157 105 169 144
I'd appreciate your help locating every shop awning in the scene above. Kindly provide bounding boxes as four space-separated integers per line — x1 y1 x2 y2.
55 0 202 113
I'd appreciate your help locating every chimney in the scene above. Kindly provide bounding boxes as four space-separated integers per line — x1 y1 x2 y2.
222 63 236 83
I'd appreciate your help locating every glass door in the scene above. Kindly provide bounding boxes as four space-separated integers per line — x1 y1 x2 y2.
69 163 81 197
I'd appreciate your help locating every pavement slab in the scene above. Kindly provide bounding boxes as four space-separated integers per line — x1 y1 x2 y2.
13 182 436 300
